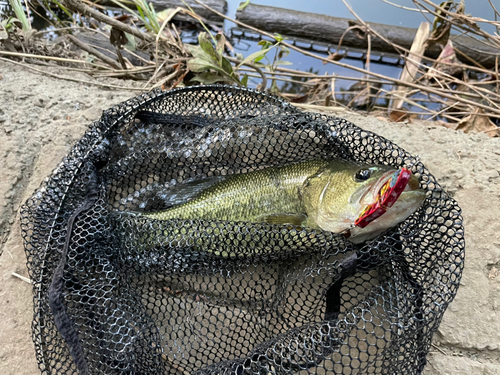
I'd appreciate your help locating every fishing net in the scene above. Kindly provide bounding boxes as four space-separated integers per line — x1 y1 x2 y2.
21 86 464 375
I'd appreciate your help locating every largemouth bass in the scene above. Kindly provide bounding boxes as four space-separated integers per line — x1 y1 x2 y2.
142 159 425 243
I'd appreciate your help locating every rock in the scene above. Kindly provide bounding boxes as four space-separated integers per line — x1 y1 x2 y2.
424 353 500 375
82 106 103 121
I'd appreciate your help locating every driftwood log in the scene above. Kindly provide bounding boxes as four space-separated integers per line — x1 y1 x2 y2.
236 3 499 69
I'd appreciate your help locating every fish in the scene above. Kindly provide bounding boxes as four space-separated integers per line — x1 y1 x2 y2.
140 159 426 243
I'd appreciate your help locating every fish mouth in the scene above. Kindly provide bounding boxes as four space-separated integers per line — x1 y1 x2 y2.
361 168 420 206
356 168 420 228
359 169 397 206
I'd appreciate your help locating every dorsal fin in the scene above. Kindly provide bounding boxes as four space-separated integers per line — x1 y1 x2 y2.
162 175 227 208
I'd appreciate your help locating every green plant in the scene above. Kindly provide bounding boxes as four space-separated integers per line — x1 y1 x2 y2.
186 32 243 85
7 0 31 31
246 34 292 91
1 17 18 34
43 0 73 26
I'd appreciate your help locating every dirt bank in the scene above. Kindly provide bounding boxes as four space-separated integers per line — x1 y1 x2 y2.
0 60 499 374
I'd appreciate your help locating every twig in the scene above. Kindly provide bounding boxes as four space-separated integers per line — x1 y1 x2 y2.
63 0 156 43
152 69 180 89
91 70 152 78
347 0 497 75
330 25 362 60
115 47 128 70
147 7 190 89
489 0 500 19
426 101 460 121
226 56 267 90
330 77 338 105
170 70 189 89
81 0 106 9
0 50 107 68
496 56 499 96
272 67 389 85
452 45 489 71
483 127 500 134
67 34 122 70
366 31 371 72
291 103 347 112
421 56 500 109
26 1 55 30
154 7 189 75
0 57 144 91
171 24 184 52
379 0 429 12
12 272 32 284
416 0 500 50
431 343 447 355
240 68 402 92
381 87 438 115
341 0 406 56
57 64 156 75
241 72 313 86
22 0 32 29
371 105 463 123
143 59 170 88
32 26 89 37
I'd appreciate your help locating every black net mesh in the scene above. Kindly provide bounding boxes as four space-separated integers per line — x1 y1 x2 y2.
21 86 464 375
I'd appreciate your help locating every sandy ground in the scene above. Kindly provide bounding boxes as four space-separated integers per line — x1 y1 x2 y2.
0 60 499 375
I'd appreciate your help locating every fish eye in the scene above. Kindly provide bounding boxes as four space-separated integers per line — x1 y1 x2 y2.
354 168 372 182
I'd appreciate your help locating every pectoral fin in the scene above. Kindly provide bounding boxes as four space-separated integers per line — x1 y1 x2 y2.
257 214 307 226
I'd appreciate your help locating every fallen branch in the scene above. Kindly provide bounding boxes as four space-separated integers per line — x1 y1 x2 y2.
67 34 122 70
63 0 156 43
